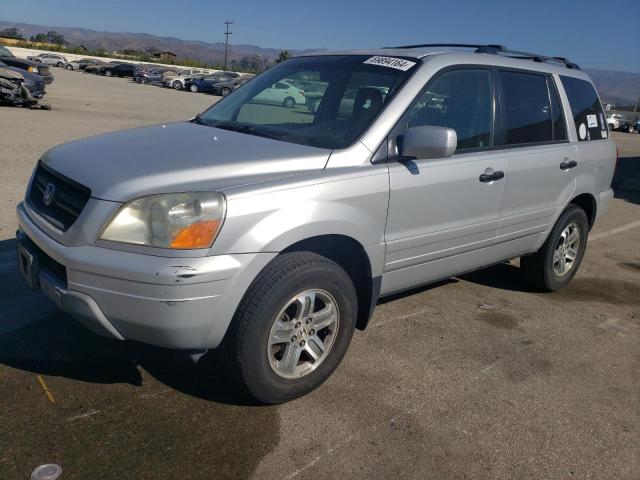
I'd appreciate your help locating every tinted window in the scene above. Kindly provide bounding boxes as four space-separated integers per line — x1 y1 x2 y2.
409 69 493 150
200 55 417 149
560 76 607 141
499 71 552 145
548 77 567 141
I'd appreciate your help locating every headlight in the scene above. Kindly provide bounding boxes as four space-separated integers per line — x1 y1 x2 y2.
100 192 226 249
27 66 37 73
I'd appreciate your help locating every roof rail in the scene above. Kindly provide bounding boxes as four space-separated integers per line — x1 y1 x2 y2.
384 43 580 70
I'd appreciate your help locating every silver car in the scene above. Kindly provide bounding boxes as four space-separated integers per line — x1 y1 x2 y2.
16 44 615 404
27 53 68 68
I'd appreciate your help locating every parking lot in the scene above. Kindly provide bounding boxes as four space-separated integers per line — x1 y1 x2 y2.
1 68 639 479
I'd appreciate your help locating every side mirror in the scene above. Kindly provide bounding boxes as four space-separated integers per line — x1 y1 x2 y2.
398 126 457 159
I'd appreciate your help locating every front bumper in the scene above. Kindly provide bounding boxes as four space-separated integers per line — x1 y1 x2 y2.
16 202 276 349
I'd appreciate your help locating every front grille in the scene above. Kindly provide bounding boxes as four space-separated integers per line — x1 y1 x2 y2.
28 163 91 231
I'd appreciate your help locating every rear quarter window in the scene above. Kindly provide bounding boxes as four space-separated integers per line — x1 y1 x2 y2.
560 76 607 141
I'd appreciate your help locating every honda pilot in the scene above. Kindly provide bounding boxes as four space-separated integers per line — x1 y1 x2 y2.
16 44 615 403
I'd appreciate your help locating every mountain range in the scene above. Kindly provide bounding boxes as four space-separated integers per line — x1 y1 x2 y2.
1 21 638 105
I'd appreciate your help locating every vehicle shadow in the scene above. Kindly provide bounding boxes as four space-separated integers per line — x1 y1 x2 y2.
0 239 259 406
458 262 540 293
612 155 640 205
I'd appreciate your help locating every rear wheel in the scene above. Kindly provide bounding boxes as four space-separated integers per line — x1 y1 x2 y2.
220 86 231 96
56 62 64 68
521 205 588 291
283 96 296 108
139 77 149 84
219 252 357 404
65 64 73 71
173 80 183 90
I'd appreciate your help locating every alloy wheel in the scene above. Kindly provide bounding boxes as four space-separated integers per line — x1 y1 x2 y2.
553 222 580 277
267 289 340 379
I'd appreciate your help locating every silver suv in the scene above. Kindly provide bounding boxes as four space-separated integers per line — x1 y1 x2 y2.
16 44 615 403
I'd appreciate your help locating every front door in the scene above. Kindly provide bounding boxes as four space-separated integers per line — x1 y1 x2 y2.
383 68 507 296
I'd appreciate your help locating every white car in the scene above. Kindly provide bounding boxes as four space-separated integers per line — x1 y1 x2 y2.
253 80 306 108
27 53 67 67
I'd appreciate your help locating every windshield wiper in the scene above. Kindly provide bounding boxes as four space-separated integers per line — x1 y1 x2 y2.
210 122 289 142
192 113 206 125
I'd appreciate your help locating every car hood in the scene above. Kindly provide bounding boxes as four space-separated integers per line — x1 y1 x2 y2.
41 121 331 202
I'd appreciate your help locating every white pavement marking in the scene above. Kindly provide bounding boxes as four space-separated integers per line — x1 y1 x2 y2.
589 220 640 241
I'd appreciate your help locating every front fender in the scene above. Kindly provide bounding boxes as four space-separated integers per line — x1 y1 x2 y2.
211 167 390 256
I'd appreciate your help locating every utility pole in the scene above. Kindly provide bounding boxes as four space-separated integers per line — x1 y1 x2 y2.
634 94 640 113
223 20 233 71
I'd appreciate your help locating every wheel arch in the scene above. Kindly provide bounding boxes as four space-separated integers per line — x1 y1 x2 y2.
569 193 597 229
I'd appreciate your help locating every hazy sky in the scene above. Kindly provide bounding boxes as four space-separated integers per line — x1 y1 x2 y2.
4 0 640 72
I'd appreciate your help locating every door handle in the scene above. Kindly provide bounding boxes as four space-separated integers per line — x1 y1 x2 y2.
479 171 505 183
560 160 578 170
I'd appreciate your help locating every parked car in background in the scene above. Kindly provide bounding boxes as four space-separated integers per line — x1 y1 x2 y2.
606 111 637 133
100 63 136 78
182 73 207 91
207 76 252 96
0 60 46 98
135 67 179 84
27 53 68 67
0 47 54 84
635 119 640 134
84 60 113 74
189 73 237 93
65 58 100 71
162 69 208 90
253 79 306 107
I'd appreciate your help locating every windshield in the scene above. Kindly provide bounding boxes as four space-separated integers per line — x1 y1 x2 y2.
197 55 419 149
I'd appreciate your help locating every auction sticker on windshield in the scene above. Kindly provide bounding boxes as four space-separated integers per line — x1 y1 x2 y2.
364 56 416 71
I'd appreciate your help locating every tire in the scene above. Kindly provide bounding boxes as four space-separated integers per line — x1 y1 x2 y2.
56 62 64 68
105 70 112 77
190 84 198 93
65 64 73 71
283 96 296 108
220 87 231 97
219 252 357 404
608 123 615 131
521 205 589 291
139 77 148 84
173 80 183 90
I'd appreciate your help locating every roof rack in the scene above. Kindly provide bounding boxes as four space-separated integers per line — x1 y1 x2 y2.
384 43 580 70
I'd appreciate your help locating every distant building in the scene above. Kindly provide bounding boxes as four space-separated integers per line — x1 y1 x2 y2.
153 51 176 60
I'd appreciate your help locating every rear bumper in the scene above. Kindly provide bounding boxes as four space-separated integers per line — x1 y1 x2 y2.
16 202 276 349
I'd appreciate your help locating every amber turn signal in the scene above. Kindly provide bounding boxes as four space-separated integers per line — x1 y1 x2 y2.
170 220 221 249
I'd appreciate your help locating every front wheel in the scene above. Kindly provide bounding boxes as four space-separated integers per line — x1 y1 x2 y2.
220 86 231 96
173 80 183 90
57 62 64 67
65 64 73 70
190 84 198 93
105 70 112 77
521 205 588 291
219 252 357 404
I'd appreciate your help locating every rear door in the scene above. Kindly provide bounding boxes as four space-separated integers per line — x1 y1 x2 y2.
495 70 577 259
383 67 508 295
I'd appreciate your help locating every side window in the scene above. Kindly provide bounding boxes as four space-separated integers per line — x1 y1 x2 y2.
499 71 552 145
560 76 607 141
275 82 289 89
548 77 567 141
408 69 493 150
